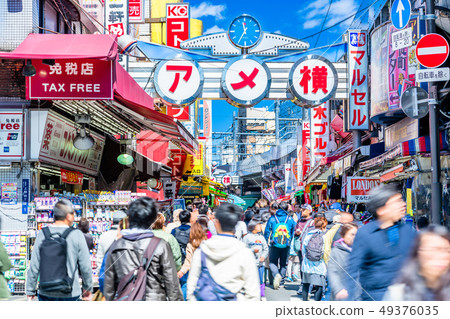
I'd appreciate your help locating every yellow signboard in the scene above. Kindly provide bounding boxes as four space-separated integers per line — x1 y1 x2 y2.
183 143 204 176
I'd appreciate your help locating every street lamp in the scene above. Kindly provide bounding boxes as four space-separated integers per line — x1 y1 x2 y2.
22 60 36 77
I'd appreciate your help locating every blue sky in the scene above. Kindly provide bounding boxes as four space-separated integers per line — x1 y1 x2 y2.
188 0 362 132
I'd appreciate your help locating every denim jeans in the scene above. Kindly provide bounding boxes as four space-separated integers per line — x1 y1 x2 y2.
258 266 265 285
269 246 289 283
180 272 189 300
38 294 80 301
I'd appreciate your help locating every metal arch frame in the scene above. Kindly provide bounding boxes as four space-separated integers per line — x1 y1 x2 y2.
220 55 272 108
153 59 205 106
227 14 263 49
288 54 339 107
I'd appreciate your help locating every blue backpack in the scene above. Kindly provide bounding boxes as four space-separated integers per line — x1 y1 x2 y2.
193 251 237 301
272 216 291 248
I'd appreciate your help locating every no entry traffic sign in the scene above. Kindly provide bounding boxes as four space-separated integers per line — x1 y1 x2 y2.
416 33 449 68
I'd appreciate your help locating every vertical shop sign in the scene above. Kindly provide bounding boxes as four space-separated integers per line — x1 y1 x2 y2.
129 0 145 23
22 179 29 214
105 0 128 37
310 102 330 166
166 3 190 48
370 24 389 117
0 112 24 158
348 30 369 130
388 18 420 109
167 105 190 121
301 121 311 181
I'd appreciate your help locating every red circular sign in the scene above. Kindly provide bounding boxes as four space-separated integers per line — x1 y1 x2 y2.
416 33 449 68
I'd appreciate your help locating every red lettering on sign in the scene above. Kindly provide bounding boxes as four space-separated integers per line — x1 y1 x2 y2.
351 89 366 106
312 105 327 120
166 65 193 93
312 66 329 94
299 66 312 94
351 69 366 86
351 50 366 66
351 109 367 126
230 68 259 90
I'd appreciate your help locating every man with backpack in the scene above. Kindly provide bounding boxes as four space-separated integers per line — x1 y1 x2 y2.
171 210 191 264
26 199 93 301
103 197 183 301
263 201 296 289
186 203 260 300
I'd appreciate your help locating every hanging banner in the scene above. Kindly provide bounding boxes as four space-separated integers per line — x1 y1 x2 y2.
348 30 369 130
61 169 84 185
370 24 390 118
388 18 420 110
347 177 381 203
0 112 24 158
203 100 212 138
182 143 204 176
129 0 145 24
310 102 329 166
166 3 190 48
39 111 105 176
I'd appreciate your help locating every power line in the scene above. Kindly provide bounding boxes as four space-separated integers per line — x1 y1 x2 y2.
315 0 334 48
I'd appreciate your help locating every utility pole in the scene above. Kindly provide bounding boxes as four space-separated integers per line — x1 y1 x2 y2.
425 0 442 225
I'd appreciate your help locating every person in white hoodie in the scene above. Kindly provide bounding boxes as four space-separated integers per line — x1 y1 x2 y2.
186 203 260 301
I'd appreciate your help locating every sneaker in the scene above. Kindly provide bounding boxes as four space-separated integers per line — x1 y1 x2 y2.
297 288 303 295
292 274 300 282
273 274 282 290
285 277 293 282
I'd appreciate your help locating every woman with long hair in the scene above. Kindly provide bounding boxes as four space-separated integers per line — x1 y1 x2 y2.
177 222 208 299
384 225 450 301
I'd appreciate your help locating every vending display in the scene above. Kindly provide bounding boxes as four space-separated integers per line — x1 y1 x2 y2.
0 232 27 294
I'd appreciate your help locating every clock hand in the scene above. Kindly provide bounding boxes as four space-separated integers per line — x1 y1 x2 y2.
238 29 246 43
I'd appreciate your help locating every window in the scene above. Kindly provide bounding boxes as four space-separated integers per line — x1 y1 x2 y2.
44 1 58 34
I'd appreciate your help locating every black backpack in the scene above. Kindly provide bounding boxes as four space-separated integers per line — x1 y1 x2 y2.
114 237 161 301
39 227 76 294
173 227 190 263
305 232 325 262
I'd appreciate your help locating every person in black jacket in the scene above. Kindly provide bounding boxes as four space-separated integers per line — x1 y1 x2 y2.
103 197 183 301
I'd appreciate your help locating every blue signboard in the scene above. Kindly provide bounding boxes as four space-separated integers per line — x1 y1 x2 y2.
22 179 29 214
172 198 186 211
391 0 411 30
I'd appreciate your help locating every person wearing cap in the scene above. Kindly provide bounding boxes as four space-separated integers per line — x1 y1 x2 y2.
243 218 269 298
96 209 128 271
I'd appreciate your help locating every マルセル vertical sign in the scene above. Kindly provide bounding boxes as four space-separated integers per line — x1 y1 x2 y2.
348 30 369 130
166 3 190 48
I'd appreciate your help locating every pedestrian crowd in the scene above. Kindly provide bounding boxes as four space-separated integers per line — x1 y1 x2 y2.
0 184 449 301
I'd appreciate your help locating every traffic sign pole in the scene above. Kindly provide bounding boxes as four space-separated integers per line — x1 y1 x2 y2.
425 0 442 225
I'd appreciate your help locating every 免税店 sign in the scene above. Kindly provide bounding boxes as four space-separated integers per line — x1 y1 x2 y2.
27 59 113 100
0 112 24 158
347 177 380 203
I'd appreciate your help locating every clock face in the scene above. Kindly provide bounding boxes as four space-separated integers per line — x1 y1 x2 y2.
228 15 262 48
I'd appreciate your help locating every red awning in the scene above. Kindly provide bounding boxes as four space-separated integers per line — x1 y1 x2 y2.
0 34 118 60
113 62 198 154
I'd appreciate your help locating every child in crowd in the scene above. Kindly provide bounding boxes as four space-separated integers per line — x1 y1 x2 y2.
243 219 269 298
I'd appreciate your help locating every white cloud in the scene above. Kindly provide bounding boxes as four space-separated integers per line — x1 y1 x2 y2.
204 25 226 34
191 2 226 20
274 30 282 34
299 0 359 31
303 19 322 29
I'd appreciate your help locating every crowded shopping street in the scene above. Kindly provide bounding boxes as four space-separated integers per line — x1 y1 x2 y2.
0 0 450 307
